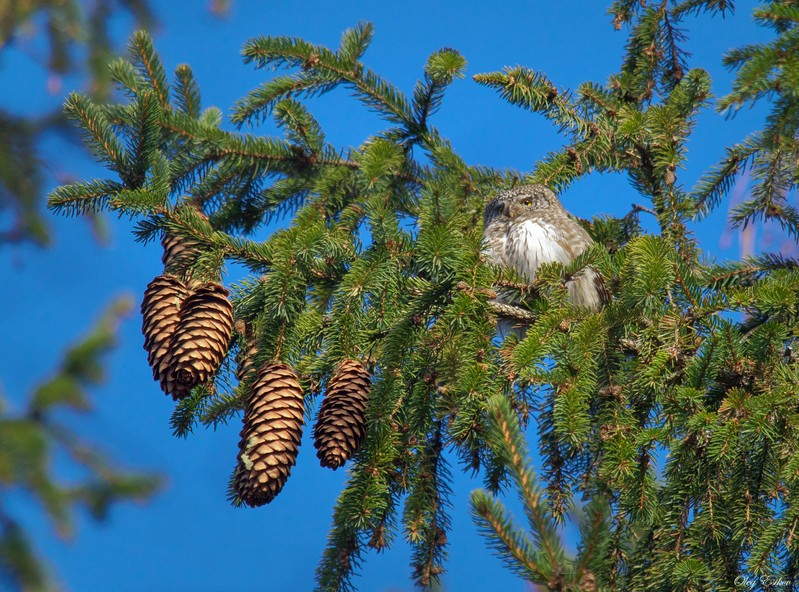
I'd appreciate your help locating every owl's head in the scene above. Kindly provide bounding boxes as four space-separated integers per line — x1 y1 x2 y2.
484 184 562 225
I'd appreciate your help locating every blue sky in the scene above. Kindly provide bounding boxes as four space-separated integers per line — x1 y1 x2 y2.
0 2 781 591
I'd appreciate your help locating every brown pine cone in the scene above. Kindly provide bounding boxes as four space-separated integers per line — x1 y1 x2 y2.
167 281 234 400
578 571 597 592
141 275 188 395
161 232 200 281
234 320 259 385
313 359 371 469
234 362 306 506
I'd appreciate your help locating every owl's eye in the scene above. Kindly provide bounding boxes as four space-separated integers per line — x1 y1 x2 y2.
521 199 532 206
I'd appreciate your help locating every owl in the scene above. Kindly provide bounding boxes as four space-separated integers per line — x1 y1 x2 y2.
483 184 606 311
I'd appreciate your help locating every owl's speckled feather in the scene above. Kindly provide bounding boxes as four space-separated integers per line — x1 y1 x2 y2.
483 184 606 311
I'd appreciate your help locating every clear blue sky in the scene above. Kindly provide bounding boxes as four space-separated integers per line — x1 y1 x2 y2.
0 2 780 591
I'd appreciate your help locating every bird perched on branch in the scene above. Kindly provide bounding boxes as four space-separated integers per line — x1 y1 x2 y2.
483 184 607 317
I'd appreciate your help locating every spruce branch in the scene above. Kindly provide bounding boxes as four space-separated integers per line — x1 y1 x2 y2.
173 63 202 118
474 67 589 136
124 89 163 187
471 395 615 591
0 297 161 587
232 73 338 126
241 28 414 127
107 57 143 96
572 497 611 587
48 18 799 592
47 178 126 217
404 422 452 588
129 30 171 110
470 490 554 583
485 395 565 571
692 132 763 217
671 0 734 19
273 98 326 153
701 253 799 291
412 48 467 133
337 21 375 67
729 142 799 239
63 92 129 175
169 389 208 438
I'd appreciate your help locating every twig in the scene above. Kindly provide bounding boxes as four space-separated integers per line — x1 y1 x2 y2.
628 203 657 218
486 299 537 323
455 281 537 323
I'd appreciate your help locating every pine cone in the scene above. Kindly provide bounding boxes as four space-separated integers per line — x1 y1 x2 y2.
578 571 597 592
313 359 371 469
167 282 234 400
161 232 199 280
141 275 188 395
234 362 305 506
234 320 259 385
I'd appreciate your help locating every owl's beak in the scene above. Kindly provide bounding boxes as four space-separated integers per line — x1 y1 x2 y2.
486 199 512 222
498 201 512 218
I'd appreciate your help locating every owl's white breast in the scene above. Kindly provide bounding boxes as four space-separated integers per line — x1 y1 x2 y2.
506 219 571 281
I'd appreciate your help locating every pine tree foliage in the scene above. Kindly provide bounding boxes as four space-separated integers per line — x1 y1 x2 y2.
695 0 799 240
0 0 154 245
48 7 799 591
471 395 609 590
0 299 161 591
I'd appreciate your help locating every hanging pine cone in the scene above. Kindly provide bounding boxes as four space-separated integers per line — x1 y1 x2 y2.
141 275 188 395
234 362 305 506
167 281 234 400
234 320 259 385
313 359 371 470
161 232 199 280
578 572 598 592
